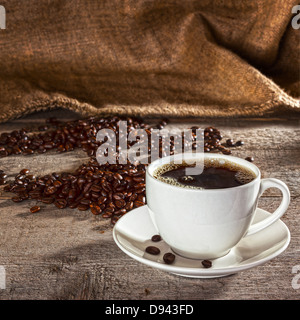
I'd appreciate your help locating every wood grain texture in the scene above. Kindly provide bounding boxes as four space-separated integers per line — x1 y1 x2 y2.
0 109 299 300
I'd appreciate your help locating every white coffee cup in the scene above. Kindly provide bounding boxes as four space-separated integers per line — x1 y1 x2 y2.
146 153 290 260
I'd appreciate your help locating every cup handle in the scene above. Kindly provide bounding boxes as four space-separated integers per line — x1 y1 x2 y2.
245 178 290 236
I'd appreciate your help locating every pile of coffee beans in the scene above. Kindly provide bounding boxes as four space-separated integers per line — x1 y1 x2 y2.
1 116 243 224
4 159 147 224
0 116 150 158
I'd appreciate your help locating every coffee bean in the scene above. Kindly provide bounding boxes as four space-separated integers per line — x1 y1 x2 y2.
0 173 7 179
98 196 107 204
77 204 89 211
113 173 123 180
14 186 26 192
125 201 134 210
111 216 119 225
41 197 55 204
245 156 254 162
30 206 41 213
80 198 91 206
102 210 113 218
151 235 162 242
235 140 244 147
133 176 144 182
91 205 102 215
12 196 23 202
145 246 160 255
221 148 232 155
38 125 49 131
54 199 67 209
113 192 125 200
91 184 102 192
53 180 62 188
163 253 176 264
45 186 57 195
226 139 234 147
20 169 30 175
23 149 34 155
134 182 145 189
68 189 77 199
44 141 55 149
115 199 126 208
134 200 144 208
114 208 126 216
202 260 212 268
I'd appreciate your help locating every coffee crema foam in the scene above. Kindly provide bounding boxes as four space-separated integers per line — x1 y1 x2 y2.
153 162 202 189
153 158 256 189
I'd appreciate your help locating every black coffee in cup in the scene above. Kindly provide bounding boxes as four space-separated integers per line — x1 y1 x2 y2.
153 159 256 189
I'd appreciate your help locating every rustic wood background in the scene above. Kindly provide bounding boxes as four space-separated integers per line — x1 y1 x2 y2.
0 109 299 300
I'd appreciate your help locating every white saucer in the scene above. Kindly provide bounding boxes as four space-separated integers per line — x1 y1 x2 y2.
113 206 290 278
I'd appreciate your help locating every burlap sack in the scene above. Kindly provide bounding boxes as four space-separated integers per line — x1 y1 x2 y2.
0 0 299 122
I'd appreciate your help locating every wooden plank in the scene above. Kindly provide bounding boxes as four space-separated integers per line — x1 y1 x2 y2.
0 196 298 300
0 109 299 300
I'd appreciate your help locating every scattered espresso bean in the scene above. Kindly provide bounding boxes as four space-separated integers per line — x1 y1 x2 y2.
0 170 8 185
245 156 254 162
202 260 212 268
0 173 7 180
151 234 162 242
145 246 160 255
163 253 176 264
235 140 244 147
226 139 234 147
30 206 41 213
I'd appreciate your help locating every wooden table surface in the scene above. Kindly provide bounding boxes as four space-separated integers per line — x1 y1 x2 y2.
0 109 299 300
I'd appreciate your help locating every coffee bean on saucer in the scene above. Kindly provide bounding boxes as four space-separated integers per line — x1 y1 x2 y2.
145 246 160 255
163 253 176 264
202 260 212 268
245 156 254 162
151 234 162 242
